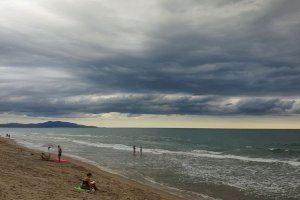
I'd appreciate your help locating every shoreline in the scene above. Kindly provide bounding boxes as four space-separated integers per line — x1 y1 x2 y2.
14 138 209 200
0 137 201 200
1 130 297 200
62 153 209 200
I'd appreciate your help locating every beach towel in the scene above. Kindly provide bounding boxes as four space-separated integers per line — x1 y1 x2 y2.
74 186 90 192
74 186 95 193
52 157 69 163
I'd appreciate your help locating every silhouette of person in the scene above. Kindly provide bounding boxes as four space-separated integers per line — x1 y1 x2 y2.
133 145 136 155
58 145 62 162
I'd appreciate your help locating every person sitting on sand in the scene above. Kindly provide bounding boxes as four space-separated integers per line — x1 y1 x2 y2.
41 152 51 161
81 173 98 191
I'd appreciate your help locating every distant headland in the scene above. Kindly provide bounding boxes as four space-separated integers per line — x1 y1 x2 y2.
0 121 98 128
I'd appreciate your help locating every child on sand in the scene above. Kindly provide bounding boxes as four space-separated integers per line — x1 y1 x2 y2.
41 152 51 161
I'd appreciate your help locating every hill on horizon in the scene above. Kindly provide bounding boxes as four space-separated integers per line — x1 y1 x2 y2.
0 121 97 128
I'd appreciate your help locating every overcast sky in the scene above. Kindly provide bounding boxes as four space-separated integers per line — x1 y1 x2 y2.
0 0 300 127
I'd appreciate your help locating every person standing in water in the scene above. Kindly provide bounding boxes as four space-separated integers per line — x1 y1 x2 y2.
140 146 142 156
133 145 136 155
58 145 62 162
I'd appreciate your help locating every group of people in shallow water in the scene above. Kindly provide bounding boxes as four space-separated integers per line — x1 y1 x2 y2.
133 145 142 156
5 134 11 138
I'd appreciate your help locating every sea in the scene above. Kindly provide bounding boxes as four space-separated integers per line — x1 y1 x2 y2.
0 128 299 200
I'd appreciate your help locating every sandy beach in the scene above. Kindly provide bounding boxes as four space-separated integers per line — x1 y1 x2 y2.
0 137 189 200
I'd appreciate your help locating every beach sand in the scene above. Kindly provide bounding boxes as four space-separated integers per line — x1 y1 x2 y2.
0 137 190 200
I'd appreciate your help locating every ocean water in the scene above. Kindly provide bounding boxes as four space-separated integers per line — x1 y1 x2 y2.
1 128 299 200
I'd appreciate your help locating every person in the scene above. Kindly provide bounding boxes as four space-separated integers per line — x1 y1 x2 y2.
133 145 136 155
41 152 51 161
140 146 142 156
58 145 62 162
81 173 98 191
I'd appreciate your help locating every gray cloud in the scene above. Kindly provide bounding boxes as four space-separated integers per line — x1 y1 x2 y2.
0 0 299 117
0 93 297 117
235 98 295 115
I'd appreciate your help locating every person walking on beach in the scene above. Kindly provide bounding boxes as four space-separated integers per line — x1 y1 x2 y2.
58 145 62 162
140 146 142 156
133 145 136 155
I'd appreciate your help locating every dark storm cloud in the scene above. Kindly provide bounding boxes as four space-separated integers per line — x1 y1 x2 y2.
0 94 297 116
0 0 300 117
235 98 295 115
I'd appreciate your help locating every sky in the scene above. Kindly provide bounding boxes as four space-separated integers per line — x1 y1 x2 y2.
0 0 300 128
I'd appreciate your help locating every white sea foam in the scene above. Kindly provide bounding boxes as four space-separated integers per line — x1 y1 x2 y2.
72 140 132 151
16 140 44 149
45 133 103 138
72 140 300 167
41 136 71 141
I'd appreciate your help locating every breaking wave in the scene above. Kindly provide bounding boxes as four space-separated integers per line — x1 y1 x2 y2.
72 140 300 167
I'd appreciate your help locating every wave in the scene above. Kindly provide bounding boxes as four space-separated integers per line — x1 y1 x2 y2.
73 140 132 151
269 148 286 153
72 140 300 167
284 143 300 147
16 140 44 149
41 136 71 141
45 133 102 138
269 148 300 154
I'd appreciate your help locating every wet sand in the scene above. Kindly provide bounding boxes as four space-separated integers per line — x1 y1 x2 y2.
0 137 191 200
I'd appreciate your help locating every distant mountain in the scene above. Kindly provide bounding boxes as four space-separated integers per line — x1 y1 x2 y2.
0 121 97 128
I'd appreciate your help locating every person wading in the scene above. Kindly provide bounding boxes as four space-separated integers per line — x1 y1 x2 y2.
133 145 136 155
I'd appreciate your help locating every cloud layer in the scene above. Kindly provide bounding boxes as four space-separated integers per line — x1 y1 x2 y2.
0 0 300 117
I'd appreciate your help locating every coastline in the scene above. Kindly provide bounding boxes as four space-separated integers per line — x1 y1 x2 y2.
0 137 193 200
2 129 297 200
